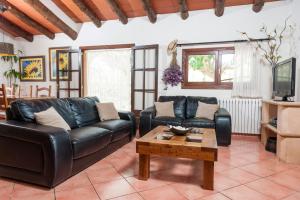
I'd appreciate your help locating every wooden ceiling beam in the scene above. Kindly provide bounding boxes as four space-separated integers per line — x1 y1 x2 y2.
253 0 265 13
214 0 225 17
178 0 189 20
140 0 156 23
52 0 81 23
0 0 55 39
106 0 128 24
23 0 78 40
72 0 101 27
0 16 33 41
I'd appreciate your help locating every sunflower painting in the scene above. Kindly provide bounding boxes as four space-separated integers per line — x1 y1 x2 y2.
49 47 71 81
19 56 45 81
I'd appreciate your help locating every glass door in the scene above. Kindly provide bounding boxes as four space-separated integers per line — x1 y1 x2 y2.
131 45 158 115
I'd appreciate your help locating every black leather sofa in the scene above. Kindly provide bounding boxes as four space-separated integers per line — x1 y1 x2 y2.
0 97 136 188
139 96 231 146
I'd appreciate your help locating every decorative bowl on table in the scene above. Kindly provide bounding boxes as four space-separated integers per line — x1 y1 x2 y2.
169 126 191 136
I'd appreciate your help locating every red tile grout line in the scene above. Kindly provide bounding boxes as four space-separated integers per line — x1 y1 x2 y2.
85 173 102 200
10 181 16 199
219 180 296 200
107 156 154 200
53 186 57 200
107 153 191 199
216 164 300 199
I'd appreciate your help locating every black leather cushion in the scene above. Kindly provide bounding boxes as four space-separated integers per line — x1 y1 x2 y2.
69 126 112 159
68 97 100 127
10 98 78 129
152 117 182 127
158 96 186 119
182 118 215 128
186 96 218 119
92 120 131 142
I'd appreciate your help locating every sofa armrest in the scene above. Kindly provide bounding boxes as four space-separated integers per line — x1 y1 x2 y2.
118 111 137 139
0 121 73 188
139 106 155 137
214 108 232 146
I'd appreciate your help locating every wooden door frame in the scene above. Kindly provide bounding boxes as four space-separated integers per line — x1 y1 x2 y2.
80 43 135 96
131 44 159 115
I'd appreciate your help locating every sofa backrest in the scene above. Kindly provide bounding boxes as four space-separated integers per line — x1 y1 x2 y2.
67 97 100 127
9 98 78 129
9 96 100 128
186 96 218 119
158 96 186 119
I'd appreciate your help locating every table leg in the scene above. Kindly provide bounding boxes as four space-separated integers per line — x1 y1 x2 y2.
138 154 150 180
202 160 214 190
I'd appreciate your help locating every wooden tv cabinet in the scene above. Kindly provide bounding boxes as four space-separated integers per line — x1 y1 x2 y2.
261 100 300 163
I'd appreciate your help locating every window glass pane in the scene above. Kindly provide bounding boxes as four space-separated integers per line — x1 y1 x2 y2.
134 50 144 69
188 54 216 82
134 92 143 110
221 53 235 82
134 71 143 89
145 49 156 68
145 92 154 108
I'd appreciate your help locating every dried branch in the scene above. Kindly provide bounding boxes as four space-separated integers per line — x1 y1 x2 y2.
240 16 294 66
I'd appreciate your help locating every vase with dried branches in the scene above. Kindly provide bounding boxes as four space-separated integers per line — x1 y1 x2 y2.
241 17 295 67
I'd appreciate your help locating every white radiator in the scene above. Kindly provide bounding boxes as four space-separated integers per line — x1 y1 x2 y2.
218 99 262 135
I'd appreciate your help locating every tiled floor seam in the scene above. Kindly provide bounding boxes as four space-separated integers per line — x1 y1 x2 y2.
221 182 297 200
266 175 300 192
219 192 233 200
86 173 102 200
10 182 16 200
53 186 57 200
280 192 299 200
237 166 276 178
102 160 141 200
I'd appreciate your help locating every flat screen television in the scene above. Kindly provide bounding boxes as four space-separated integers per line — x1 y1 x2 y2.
273 57 296 101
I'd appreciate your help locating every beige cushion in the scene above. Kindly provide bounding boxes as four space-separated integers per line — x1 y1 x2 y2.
154 101 175 117
34 107 71 131
96 102 120 121
195 102 219 120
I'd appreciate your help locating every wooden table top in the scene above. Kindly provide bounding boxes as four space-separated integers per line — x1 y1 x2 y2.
137 126 217 152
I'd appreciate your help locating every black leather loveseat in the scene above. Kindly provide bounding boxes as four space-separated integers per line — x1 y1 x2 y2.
139 96 231 146
0 97 136 188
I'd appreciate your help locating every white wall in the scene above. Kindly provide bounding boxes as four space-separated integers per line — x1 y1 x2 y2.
15 0 298 100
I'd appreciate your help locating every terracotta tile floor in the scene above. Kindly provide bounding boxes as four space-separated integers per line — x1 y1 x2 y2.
1 135 300 200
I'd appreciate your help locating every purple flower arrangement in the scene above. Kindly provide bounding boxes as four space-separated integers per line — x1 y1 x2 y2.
162 63 183 89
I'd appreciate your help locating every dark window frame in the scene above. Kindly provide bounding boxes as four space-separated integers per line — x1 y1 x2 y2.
182 47 235 89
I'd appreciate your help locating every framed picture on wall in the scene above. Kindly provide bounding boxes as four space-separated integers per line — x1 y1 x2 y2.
49 46 71 81
19 56 46 82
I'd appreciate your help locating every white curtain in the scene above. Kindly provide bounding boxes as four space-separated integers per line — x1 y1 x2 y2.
232 43 263 98
86 49 131 110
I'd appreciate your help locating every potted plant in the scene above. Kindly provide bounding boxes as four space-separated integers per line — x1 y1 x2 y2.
1 50 23 91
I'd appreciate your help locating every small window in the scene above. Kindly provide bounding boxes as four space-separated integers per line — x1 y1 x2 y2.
182 47 235 89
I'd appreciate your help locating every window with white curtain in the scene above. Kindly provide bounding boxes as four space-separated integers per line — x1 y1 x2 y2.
86 48 132 110
232 43 263 98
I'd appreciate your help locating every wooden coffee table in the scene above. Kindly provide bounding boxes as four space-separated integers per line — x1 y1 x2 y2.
136 126 218 190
